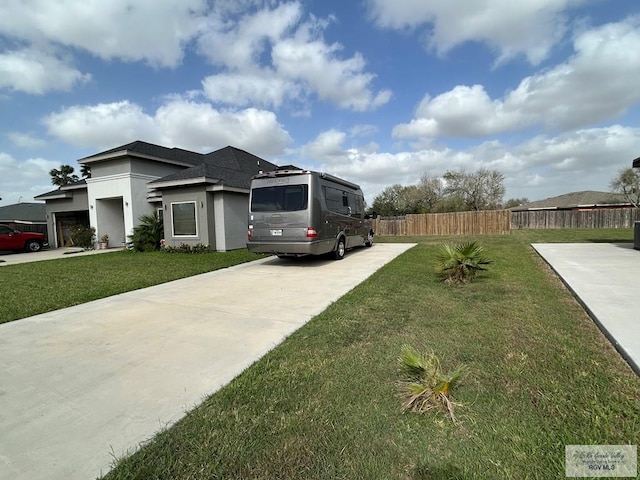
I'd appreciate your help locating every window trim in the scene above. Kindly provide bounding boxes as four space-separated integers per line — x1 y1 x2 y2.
171 201 198 237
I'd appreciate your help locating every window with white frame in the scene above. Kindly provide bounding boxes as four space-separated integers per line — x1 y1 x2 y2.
171 201 197 236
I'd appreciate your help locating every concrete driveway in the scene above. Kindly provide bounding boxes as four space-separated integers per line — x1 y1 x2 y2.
532 242 639 375
0 243 415 480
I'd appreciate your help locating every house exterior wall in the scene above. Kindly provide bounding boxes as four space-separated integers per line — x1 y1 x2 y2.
89 159 132 177
220 192 250 251
160 186 214 248
88 158 183 179
129 159 185 178
43 189 89 247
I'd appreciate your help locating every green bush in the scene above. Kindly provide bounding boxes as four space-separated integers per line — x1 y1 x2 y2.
129 213 163 252
163 243 211 254
70 225 95 249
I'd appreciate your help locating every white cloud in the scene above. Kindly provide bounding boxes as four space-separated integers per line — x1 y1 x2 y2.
367 0 586 65
154 100 291 156
197 2 303 69
272 38 392 111
0 0 208 67
198 2 391 111
43 101 160 149
0 48 90 94
7 132 47 148
42 99 292 158
393 18 640 139
0 152 59 204
299 125 640 202
202 72 298 108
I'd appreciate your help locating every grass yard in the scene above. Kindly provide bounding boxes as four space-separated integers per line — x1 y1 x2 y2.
96 229 639 480
0 249 262 324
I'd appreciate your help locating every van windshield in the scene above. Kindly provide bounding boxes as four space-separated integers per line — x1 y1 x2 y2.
251 184 309 212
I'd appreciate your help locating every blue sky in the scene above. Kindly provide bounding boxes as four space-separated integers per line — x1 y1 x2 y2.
1 0 640 206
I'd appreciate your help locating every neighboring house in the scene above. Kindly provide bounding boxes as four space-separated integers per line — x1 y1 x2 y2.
0 202 47 235
510 190 638 229
633 156 639 168
36 141 278 250
510 191 633 212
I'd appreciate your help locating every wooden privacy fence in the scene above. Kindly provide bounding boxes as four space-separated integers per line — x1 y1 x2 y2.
373 208 640 236
512 208 640 229
373 210 511 236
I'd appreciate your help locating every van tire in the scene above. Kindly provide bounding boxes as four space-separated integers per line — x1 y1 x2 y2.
365 231 374 247
334 238 345 260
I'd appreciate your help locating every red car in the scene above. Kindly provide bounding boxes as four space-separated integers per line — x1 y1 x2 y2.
0 224 48 252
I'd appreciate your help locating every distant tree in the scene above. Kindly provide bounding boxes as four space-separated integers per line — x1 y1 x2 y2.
442 168 505 211
610 167 640 208
49 165 79 186
503 198 530 209
416 175 444 212
80 164 91 179
371 183 436 216
371 184 406 216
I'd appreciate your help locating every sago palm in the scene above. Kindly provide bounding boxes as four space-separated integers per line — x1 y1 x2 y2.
435 241 491 284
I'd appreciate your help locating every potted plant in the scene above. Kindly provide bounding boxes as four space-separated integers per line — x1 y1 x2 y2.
100 233 109 249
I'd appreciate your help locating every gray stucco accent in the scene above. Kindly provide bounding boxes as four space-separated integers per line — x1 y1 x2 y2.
161 186 213 248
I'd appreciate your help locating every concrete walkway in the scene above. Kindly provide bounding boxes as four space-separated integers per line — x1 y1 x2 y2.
0 247 113 266
0 243 415 480
532 243 639 375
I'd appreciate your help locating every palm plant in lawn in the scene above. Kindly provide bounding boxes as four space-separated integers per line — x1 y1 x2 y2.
399 345 469 422
435 241 491 284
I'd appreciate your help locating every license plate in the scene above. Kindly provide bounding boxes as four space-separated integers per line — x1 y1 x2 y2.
270 229 283 236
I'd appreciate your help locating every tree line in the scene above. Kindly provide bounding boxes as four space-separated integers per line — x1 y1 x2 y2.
370 168 528 216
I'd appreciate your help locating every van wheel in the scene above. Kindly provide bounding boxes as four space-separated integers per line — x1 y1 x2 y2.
365 231 374 247
334 238 345 260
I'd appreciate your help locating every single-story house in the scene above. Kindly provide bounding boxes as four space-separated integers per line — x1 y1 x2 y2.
0 202 47 235
510 191 633 212
36 141 278 250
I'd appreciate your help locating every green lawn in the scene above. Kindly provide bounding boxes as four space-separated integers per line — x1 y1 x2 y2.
94 229 638 480
1 231 637 478
0 249 262 324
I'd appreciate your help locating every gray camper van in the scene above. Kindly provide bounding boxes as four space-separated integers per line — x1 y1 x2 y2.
247 167 375 259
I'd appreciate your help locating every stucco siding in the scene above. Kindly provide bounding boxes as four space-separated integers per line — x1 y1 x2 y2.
161 187 212 248
222 192 250 250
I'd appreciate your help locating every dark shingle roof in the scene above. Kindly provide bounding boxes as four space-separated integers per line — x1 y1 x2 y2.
78 141 278 190
150 163 254 189
150 145 278 189
34 180 87 200
80 140 205 166
0 203 46 222
203 146 277 175
511 191 631 211
633 156 640 168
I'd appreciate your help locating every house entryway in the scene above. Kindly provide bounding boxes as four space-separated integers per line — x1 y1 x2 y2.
95 198 125 248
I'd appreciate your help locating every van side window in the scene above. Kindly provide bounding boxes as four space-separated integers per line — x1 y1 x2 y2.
323 186 350 215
